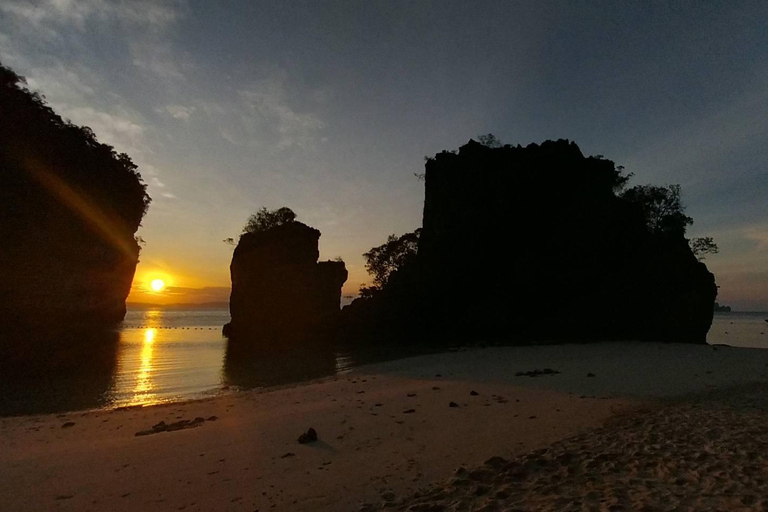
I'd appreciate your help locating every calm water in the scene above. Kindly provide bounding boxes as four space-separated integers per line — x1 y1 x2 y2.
1 309 766 416
110 310 768 409
112 308 376 410
708 311 768 348
0 308 425 416
112 309 231 409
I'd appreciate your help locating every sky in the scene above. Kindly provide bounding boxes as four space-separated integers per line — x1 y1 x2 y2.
1 0 767 310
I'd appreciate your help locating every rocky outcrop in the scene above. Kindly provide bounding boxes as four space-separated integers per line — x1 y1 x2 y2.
225 221 348 346
0 64 149 371
342 139 717 344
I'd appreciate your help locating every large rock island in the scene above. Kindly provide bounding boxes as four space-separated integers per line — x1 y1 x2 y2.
225 213 347 347
0 64 150 371
342 139 717 345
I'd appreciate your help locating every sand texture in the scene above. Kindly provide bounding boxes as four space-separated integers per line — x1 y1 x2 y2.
377 384 768 511
2 342 768 511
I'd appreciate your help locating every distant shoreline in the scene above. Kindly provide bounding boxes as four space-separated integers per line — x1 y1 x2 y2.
126 301 230 310
713 310 768 315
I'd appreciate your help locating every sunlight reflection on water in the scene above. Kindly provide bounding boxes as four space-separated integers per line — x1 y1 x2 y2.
98 310 768 412
108 309 230 408
108 309 361 410
5 309 762 417
131 328 156 406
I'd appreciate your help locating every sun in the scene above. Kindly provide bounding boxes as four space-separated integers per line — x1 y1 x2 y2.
150 279 166 292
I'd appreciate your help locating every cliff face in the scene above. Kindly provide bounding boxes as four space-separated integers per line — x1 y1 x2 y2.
0 64 149 369
343 139 717 344
226 222 348 346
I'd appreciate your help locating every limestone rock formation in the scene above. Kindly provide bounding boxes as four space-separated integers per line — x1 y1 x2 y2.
225 221 348 346
342 139 717 344
0 64 150 371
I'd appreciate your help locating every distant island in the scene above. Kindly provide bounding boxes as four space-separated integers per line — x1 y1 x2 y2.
223 207 347 347
713 302 732 313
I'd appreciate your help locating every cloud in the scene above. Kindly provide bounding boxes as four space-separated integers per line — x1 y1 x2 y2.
2 0 188 81
131 41 189 81
18 64 181 202
156 104 195 121
23 63 97 102
196 77 326 151
742 224 768 253
237 77 326 150
0 2 185 200
0 0 182 33
69 106 149 153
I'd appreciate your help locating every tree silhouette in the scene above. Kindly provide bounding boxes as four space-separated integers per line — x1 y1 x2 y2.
362 229 421 291
477 133 503 148
690 237 718 260
621 184 693 236
242 207 297 235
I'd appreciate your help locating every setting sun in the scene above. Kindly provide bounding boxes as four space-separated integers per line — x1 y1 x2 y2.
150 279 166 292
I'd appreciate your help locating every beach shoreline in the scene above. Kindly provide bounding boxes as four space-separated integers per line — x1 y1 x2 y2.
2 342 768 511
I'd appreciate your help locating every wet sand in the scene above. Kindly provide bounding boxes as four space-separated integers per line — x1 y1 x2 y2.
2 342 768 512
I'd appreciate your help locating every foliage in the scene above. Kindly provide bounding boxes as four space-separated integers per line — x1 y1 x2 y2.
690 237 718 260
621 184 693 236
362 229 421 291
358 284 380 300
609 165 632 193
477 133 503 148
242 207 297 235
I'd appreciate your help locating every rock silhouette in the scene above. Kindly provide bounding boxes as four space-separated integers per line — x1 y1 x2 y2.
224 220 347 346
342 139 716 344
0 63 149 371
713 302 731 313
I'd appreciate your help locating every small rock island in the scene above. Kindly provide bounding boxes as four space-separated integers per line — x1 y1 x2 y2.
224 208 347 346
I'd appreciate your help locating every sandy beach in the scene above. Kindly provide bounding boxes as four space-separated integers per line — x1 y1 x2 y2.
2 342 768 512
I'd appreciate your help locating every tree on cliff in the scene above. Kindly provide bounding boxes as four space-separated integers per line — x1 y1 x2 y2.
621 183 719 259
360 229 421 297
621 184 693 236
242 207 297 235
690 236 719 260
477 133 503 148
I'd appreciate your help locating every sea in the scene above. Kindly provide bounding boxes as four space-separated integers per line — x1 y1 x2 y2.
0 310 765 417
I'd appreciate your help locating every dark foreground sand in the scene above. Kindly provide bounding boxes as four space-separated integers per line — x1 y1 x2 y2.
374 384 768 511
2 342 768 512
